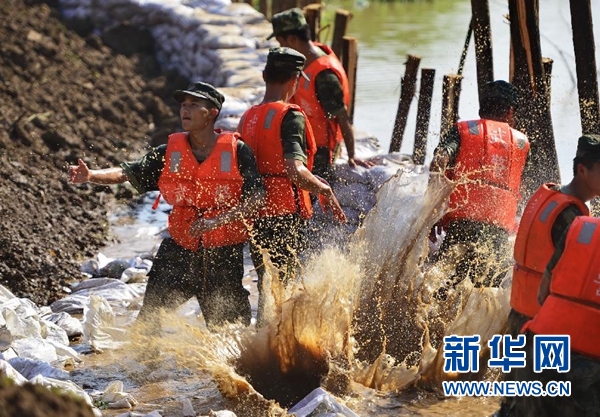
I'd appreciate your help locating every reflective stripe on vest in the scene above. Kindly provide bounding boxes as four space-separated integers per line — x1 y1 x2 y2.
290 42 350 156
525 216 600 359
239 102 316 219
444 119 530 232
157 131 248 250
511 184 589 317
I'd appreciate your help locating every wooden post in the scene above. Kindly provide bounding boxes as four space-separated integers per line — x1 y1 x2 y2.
271 0 288 17
470 0 494 102
458 19 473 77
569 0 600 215
342 36 359 124
440 74 463 138
508 0 560 197
304 3 322 42
331 10 352 60
389 55 421 153
259 0 269 19
569 0 600 134
413 68 436 165
542 58 553 104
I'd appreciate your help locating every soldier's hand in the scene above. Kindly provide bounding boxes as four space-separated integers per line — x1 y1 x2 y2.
68 159 91 184
321 190 347 223
348 157 374 168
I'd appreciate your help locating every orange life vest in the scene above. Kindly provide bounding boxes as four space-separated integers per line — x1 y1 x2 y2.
511 184 589 318
525 216 600 360
157 131 248 251
290 42 350 160
444 119 530 233
238 101 316 219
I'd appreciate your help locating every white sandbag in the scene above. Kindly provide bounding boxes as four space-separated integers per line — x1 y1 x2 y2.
199 23 241 37
1 348 17 361
1 297 40 319
29 374 94 408
334 164 371 185
0 285 16 303
50 294 90 314
0 359 27 385
41 319 69 346
207 412 237 417
44 312 84 338
241 21 273 39
72 278 141 303
334 181 376 212
288 387 359 417
92 381 138 409
367 163 404 189
11 337 58 363
0 313 13 351
8 357 70 380
202 34 255 49
46 339 81 363
115 411 163 417
2 306 42 340
120 267 148 283
215 116 240 132
83 295 127 353
224 68 263 87
193 12 237 26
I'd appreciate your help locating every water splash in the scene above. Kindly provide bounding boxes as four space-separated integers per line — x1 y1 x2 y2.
117 165 512 415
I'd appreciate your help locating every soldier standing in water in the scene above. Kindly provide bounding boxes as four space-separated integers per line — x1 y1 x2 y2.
237 47 346 325
69 82 265 329
428 80 530 299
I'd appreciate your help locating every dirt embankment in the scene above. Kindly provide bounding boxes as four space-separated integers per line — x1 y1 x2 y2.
0 0 186 305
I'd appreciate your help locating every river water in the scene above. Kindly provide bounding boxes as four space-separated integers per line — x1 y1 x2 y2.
324 0 600 182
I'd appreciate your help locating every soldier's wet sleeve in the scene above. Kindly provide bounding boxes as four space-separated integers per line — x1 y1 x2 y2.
433 125 461 166
236 141 265 200
545 229 568 275
314 70 345 118
120 144 166 193
280 109 308 164
550 204 584 246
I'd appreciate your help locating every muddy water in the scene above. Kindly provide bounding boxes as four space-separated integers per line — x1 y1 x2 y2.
74 169 512 417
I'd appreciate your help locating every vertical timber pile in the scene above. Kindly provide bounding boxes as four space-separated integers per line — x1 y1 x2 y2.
508 0 560 199
389 55 421 153
569 0 600 214
413 68 436 165
470 0 494 103
342 37 359 123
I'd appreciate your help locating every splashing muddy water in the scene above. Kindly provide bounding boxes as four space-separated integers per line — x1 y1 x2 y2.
83 167 513 416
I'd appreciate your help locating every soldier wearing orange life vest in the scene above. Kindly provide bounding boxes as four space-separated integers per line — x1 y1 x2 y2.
68 82 265 329
268 8 373 182
238 47 346 325
505 215 600 417
429 80 529 299
507 135 600 339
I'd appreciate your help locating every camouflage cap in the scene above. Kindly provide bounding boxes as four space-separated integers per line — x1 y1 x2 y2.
576 134 600 160
267 8 307 40
265 47 309 80
481 80 518 105
173 81 225 111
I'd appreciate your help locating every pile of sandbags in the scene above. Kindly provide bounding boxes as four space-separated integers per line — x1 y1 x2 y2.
57 0 270 89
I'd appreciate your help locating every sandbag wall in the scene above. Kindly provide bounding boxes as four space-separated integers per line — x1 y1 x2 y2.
57 0 273 127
